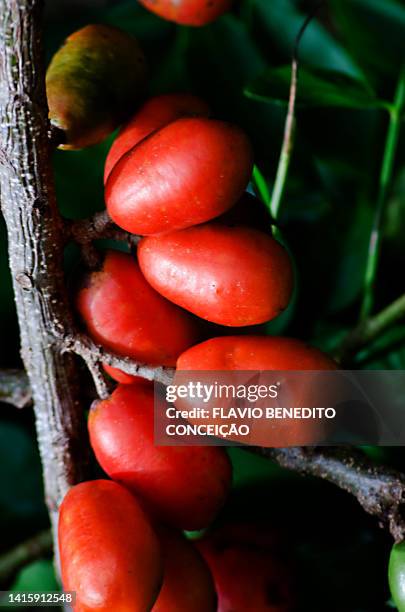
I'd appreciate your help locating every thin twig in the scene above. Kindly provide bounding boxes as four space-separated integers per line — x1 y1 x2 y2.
69 210 117 242
0 369 31 408
250 446 405 542
68 211 140 267
269 2 325 221
59 328 405 541
63 333 175 388
0 529 52 584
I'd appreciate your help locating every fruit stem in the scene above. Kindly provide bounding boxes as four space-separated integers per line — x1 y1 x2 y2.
269 59 297 222
360 64 405 321
269 4 324 222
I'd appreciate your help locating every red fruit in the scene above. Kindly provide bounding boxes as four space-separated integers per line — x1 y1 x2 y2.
196 523 295 612
88 383 232 530
138 224 293 326
105 118 253 235
76 250 199 366
153 527 216 611
104 93 209 182
59 480 162 612
103 363 141 385
177 335 337 371
176 336 337 447
138 0 232 26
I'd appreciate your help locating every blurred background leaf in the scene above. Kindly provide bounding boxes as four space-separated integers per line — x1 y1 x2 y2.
10 560 59 593
246 65 389 109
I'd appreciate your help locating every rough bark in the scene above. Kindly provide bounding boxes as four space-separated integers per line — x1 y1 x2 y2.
251 446 405 542
0 0 89 533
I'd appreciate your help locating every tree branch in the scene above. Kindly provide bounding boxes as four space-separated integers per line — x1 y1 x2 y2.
68 211 140 267
0 529 52 584
63 333 175 390
250 446 405 542
0 369 31 408
60 324 405 543
0 0 91 539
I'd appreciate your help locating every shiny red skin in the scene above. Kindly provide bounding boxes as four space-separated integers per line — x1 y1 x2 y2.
104 93 209 182
138 0 232 26
88 383 232 530
105 118 253 235
153 527 216 611
176 336 337 447
138 224 293 326
196 524 294 612
177 335 337 371
58 480 162 612
76 250 199 367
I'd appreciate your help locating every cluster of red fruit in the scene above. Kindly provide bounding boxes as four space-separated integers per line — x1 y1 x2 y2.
46 7 337 609
57 91 336 611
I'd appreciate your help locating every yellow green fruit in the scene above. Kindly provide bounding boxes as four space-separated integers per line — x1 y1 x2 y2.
46 24 147 150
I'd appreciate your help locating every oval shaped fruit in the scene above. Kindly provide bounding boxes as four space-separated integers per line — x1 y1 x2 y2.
138 0 232 26
196 522 295 612
46 25 147 150
177 336 337 371
153 527 216 611
138 224 293 326
176 336 337 447
389 542 405 612
76 250 199 366
59 480 162 612
104 93 209 182
105 118 253 235
88 382 232 530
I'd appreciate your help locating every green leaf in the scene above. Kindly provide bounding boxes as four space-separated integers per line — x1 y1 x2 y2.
330 0 405 83
245 65 390 110
228 448 293 489
252 0 363 78
10 560 59 592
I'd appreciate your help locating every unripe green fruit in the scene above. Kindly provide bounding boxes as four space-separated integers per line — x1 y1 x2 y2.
389 542 405 611
46 25 147 150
